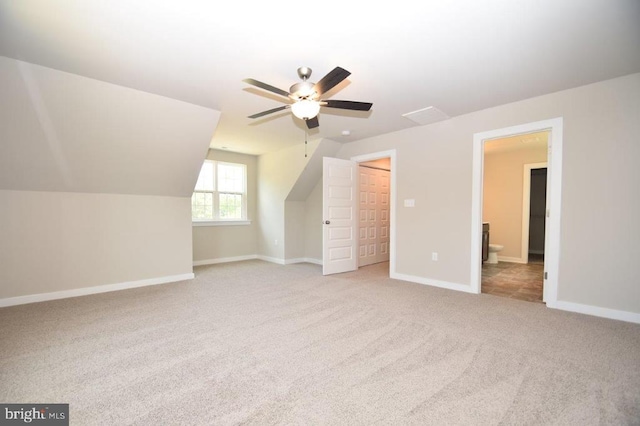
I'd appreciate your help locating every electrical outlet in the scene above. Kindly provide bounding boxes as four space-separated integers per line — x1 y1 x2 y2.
432 252 438 261
274 239 278 246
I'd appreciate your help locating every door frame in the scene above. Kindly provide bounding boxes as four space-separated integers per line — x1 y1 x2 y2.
470 118 563 307
522 162 548 264
350 150 397 273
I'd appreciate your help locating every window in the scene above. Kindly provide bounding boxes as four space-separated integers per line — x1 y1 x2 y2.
192 160 247 223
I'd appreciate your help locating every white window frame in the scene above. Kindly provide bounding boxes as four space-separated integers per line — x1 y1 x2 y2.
192 160 250 226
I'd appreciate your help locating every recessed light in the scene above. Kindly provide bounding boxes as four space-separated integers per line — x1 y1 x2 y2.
341 130 351 136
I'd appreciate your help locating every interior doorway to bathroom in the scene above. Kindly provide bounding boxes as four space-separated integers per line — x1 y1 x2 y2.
479 131 550 303
471 118 563 306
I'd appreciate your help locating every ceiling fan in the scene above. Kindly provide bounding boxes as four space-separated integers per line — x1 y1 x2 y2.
243 66 373 129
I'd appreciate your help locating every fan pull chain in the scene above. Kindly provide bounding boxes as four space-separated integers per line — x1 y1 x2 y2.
305 131 308 158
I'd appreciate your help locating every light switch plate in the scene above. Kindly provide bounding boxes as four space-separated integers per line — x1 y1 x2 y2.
404 199 415 207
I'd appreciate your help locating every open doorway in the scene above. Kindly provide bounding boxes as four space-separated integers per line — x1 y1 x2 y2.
471 118 563 308
525 165 547 264
481 133 549 302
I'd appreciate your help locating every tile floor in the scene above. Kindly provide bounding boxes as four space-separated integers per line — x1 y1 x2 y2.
481 254 544 303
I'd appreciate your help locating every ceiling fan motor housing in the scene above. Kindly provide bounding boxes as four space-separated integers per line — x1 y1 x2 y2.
290 67 316 99
290 81 316 100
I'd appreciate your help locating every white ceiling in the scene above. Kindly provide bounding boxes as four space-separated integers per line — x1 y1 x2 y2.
1 0 639 156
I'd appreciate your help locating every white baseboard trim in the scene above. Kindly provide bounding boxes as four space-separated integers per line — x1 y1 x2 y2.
0 273 194 308
256 255 286 265
550 300 640 324
194 255 322 267
285 257 323 265
193 255 257 266
391 272 476 294
498 256 527 264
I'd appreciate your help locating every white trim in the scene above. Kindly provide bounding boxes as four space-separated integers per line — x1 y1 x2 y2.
192 220 251 227
522 162 547 264
0 273 194 308
193 255 257 266
391 272 475 294
497 256 528 264
285 257 323 265
256 255 286 265
552 301 640 324
193 255 322 267
471 118 563 309
350 150 397 277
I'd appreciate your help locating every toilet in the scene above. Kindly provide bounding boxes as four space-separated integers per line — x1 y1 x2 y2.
487 244 504 264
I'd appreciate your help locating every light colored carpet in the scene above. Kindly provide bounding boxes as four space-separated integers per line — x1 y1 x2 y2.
1 260 639 425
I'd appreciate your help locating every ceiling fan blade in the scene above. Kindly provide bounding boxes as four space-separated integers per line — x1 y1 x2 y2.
322 100 372 111
248 105 289 119
313 67 351 96
306 116 319 129
243 78 291 98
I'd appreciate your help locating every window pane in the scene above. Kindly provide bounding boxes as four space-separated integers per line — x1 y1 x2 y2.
194 161 214 191
219 193 242 219
192 192 214 219
218 163 244 193
192 160 247 221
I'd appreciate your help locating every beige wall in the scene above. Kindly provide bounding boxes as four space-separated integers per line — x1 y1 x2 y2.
192 149 258 263
256 138 341 263
0 190 193 300
336 72 640 314
257 145 303 260
0 57 220 302
304 180 323 262
283 139 341 263
284 201 306 260
483 143 547 259
257 139 328 261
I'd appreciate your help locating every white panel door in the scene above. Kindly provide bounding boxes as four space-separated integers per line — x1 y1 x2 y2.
358 166 390 267
323 157 357 275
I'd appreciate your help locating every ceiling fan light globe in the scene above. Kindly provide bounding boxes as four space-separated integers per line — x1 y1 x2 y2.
291 100 320 120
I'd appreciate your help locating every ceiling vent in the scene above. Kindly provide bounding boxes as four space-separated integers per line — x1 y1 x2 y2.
402 106 449 125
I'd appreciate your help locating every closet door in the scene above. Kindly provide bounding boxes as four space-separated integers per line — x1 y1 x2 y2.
358 166 390 267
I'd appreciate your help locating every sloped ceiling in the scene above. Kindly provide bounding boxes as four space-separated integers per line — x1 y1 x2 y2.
286 139 342 202
1 0 639 155
0 57 220 196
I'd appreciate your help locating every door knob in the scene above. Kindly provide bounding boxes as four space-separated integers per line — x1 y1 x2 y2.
325 220 331 225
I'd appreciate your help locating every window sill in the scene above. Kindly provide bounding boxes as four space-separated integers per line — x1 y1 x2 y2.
192 220 252 227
